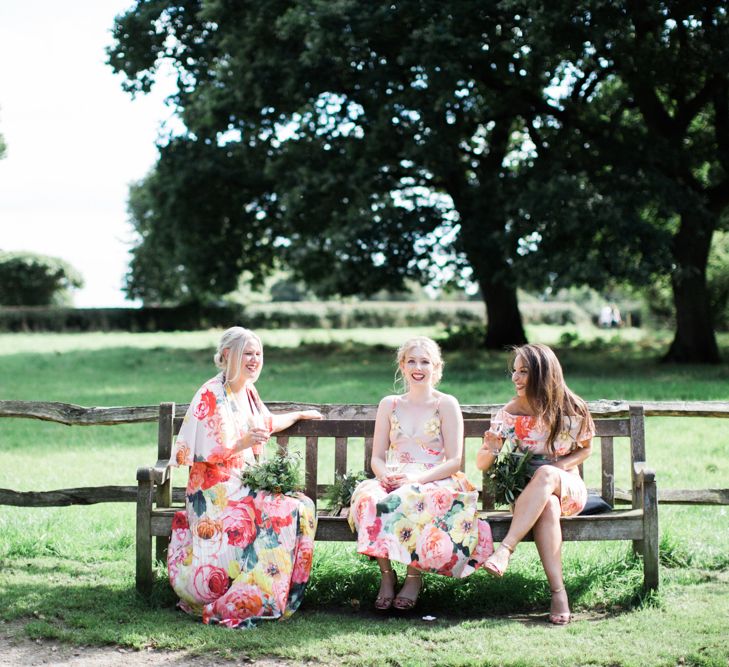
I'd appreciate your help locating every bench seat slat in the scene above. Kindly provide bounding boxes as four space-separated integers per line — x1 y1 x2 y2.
150 508 645 542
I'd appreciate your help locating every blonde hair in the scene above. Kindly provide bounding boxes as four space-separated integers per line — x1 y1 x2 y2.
214 326 263 385
509 343 593 456
395 336 444 390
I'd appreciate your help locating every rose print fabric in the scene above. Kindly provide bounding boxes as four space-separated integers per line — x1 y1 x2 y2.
491 409 595 516
168 374 316 628
348 399 493 577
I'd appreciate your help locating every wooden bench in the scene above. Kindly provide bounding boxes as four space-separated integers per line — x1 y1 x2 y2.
136 403 658 595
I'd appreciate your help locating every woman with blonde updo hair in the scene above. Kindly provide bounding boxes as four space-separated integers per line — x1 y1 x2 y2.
349 336 493 612
168 326 322 628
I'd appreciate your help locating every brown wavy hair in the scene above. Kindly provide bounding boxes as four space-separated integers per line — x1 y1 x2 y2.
509 343 594 457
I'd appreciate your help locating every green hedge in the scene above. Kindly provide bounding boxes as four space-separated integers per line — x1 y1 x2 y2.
0 302 485 333
0 304 243 333
0 300 597 333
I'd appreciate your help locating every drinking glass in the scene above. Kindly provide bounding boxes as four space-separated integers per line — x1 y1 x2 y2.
385 449 402 474
486 413 504 456
251 413 272 462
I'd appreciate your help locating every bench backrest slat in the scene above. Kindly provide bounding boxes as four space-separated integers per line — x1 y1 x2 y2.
364 437 374 476
158 402 175 460
305 436 318 502
276 435 289 455
334 437 347 477
166 406 641 511
601 435 615 506
630 405 647 510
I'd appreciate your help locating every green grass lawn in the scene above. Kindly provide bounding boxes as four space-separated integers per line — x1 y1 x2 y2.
1 326 728 666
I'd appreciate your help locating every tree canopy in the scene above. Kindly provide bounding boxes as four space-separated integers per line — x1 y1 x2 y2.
109 1 728 360
536 1 729 362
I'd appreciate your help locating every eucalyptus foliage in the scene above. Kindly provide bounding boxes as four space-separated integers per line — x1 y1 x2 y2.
486 441 534 507
239 451 302 495
322 470 369 514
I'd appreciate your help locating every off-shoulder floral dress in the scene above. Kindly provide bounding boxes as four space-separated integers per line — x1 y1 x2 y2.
348 398 493 577
491 409 595 516
167 374 316 628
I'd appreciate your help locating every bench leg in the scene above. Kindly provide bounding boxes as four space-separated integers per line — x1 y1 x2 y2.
155 535 170 565
642 477 659 592
154 477 172 565
136 480 154 596
631 479 644 557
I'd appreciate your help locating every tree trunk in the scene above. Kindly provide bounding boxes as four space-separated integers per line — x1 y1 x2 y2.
455 180 527 350
664 211 720 364
478 274 528 350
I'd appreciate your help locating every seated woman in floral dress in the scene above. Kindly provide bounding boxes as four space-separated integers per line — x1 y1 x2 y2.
349 336 493 611
476 343 594 625
167 326 322 628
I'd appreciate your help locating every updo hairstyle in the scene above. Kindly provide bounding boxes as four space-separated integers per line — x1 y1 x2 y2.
214 326 263 384
395 336 444 390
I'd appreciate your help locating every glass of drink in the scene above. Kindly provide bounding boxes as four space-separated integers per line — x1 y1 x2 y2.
486 413 504 455
251 413 272 462
385 449 401 474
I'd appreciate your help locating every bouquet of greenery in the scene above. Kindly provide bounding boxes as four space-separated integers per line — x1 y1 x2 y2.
486 439 534 507
323 470 369 515
239 451 302 495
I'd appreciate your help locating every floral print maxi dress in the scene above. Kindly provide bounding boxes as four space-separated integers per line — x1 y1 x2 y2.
491 409 595 516
167 374 316 628
348 399 493 577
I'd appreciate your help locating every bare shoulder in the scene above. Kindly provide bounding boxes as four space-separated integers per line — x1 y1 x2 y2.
435 391 461 412
502 398 521 414
377 395 398 412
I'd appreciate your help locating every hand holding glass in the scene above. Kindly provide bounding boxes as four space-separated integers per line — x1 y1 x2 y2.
485 416 504 456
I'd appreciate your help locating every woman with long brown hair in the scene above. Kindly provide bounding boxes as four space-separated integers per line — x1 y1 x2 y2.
476 343 594 625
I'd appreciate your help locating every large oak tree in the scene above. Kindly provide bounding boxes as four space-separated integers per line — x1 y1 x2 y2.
109 0 582 347
109 1 727 360
538 1 729 362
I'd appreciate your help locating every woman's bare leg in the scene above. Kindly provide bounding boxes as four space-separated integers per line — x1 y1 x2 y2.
533 495 570 619
486 466 562 573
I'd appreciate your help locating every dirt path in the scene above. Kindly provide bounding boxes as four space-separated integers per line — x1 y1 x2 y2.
0 621 294 667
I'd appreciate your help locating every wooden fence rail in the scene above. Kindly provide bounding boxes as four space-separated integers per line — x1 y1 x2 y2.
2 399 729 425
2 400 728 509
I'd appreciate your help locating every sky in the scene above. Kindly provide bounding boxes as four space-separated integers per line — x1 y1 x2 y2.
0 0 178 307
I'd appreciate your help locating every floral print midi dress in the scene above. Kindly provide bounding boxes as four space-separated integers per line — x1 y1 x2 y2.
167 374 316 628
348 398 493 577
491 409 595 516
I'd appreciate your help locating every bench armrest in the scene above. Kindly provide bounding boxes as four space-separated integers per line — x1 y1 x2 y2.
136 459 171 485
632 461 657 512
633 461 656 485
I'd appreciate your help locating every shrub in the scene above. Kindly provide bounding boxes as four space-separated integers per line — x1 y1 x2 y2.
0 251 83 306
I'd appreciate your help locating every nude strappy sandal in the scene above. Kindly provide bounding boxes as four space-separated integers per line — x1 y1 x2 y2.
374 568 398 611
483 542 514 578
549 586 571 625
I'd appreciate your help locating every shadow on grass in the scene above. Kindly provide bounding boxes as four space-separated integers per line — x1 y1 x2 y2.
301 546 650 619
1 546 650 652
